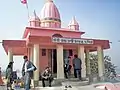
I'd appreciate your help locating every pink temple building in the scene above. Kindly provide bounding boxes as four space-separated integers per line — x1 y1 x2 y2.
2 0 110 85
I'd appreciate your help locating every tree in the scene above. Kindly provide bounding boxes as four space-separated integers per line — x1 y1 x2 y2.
89 54 117 80
104 56 117 79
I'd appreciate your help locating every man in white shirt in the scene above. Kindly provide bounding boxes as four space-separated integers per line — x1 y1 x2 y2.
22 56 36 90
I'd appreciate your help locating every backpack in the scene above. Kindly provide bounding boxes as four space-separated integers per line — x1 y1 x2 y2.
31 62 37 71
22 61 37 78
29 61 37 78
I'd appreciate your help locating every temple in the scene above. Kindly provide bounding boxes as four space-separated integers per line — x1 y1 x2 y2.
2 0 110 85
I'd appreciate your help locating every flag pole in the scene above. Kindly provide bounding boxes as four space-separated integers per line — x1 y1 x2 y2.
20 0 30 19
26 2 30 19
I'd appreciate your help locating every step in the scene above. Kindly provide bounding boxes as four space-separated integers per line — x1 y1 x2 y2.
62 80 89 86
38 79 62 87
38 78 89 87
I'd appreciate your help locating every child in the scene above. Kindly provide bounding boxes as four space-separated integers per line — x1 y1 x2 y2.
13 81 20 90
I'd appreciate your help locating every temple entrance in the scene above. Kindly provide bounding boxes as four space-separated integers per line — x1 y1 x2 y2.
51 49 71 74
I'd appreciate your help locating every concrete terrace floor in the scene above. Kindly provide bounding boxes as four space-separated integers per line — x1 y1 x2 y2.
1 81 120 90
32 85 101 90
0 85 103 90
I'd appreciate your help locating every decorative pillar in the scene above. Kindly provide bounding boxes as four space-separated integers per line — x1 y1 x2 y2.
30 47 33 62
86 49 91 76
48 49 51 67
57 44 64 79
8 48 13 72
33 44 39 87
78 45 86 78
85 49 92 82
51 49 54 74
97 45 105 81
27 48 30 61
29 47 34 86
8 48 13 63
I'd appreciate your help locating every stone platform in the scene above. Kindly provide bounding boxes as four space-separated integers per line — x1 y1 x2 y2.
33 85 101 90
38 78 89 87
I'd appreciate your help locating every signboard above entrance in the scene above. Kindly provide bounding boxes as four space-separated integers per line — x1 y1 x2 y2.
52 37 94 44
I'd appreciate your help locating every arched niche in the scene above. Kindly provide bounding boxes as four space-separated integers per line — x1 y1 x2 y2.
52 33 63 37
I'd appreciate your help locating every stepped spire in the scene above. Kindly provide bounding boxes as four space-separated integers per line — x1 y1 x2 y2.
40 0 61 28
68 16 79 30
29 10 40 27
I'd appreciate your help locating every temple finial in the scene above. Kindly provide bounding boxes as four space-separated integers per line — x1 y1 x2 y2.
46 0 53 2
33 10 37 18
72 16 76 21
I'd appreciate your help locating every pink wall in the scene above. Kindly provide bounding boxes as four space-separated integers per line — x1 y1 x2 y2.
30 29 81 38
27 48 80 74
39 49 49 73
39 49 77 74
26 48 49 73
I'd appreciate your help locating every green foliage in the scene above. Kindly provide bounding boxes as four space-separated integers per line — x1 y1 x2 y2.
89 54 117 79
89 54 98 75
104 56 117 79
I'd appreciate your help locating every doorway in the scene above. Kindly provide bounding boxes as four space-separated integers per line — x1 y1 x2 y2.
52 49 57 73
51 49 70 73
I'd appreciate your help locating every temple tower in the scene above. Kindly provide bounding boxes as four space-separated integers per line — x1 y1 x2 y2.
29 10 40 27
68 16 80 30
40 0 61 28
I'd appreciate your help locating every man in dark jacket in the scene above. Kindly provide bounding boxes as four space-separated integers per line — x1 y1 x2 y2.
72 54 82 80
22 56 36 90
6 64 12 90
6 61 14 90
64 56 71 78
41 67 53 87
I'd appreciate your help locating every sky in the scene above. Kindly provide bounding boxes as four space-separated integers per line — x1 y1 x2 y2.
0 0 120 72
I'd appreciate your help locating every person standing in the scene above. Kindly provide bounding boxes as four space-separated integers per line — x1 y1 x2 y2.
64 56 71 79
9 62 14 82
0 67 4 85
22 56 36 90
6 64 12 90
72 54 82 80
